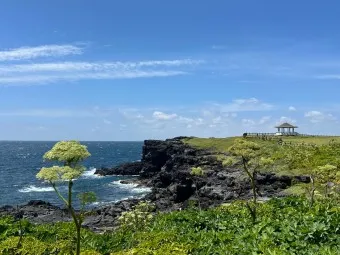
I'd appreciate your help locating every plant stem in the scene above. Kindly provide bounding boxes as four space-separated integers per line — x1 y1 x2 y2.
16 206 23 250
242 156 257 223
51 181 81 255
68 181 73 211
242 157 257 204
310 175 316 207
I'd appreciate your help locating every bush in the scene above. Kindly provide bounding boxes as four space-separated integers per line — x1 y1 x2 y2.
190 167 204 176
222 156 238 167
118 201 155 231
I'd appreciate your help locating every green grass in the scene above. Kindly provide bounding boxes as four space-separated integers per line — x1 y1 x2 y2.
281 136 340 145
1 197 340 254
183 136 340 196
183 136 340 152
182 137 240 152
183 136 280 153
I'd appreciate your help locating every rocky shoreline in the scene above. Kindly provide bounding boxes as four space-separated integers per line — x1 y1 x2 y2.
0 137 310 232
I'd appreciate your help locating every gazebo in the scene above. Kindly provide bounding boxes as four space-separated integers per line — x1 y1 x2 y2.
275 122 298 136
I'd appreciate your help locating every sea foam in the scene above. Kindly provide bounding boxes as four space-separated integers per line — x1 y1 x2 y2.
110 180 152 194
18 185 54 193
81 168 103 179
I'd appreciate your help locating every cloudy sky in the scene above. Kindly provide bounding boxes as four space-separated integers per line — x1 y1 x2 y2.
1 0 340 140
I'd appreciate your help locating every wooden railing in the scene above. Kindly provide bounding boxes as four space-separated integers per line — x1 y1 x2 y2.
245 133 339 138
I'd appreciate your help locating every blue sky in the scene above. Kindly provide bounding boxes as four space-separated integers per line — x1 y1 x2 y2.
1 0 340 140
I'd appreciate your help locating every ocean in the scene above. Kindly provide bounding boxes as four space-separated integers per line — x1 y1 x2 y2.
0 141 149 208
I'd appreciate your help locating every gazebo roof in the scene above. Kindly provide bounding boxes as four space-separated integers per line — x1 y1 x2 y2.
275 122 298 128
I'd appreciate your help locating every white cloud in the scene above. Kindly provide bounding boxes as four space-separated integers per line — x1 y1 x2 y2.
196 118 204 125
0 43 203 85
0 60 202 74
212 97 273 112
242 119 256 126
316 75 340 80
258 116 271 125
153 111 178 120
0 44 82 61
276 116 296 125
288 106 296 111
0 71 187 85
103 119 112 125
0 59 201 85
304 111 336 123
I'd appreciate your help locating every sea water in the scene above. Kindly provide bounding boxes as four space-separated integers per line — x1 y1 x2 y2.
0 141 150 208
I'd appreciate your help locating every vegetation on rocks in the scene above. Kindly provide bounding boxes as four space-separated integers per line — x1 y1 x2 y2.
1 196 340 254
1 136 340 254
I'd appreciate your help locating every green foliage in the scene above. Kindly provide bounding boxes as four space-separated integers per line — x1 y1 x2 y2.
37 165 84 182
184 136 340 177
43 140 91 166
228 138 274 223
228 138 261 161
36 140 92 255
118 201 155 231
0 197 339 254
313 164 339 184
78 192 97 209
190 166 204 176
0 236 49 254
183 137 239 152
222 156 239 167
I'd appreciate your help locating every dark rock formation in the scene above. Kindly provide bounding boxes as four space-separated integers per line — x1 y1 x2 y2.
95 137 311 212
95 162 143 176
0 200 71 224
1 137 311 232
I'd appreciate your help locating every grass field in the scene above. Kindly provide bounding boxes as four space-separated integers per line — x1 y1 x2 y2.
183 135 340 180
281 136 340 145
183 136 340 152
182 137 239 152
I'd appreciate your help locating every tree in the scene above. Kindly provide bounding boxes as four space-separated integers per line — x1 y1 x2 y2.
228 138 273 223
36 141 91 255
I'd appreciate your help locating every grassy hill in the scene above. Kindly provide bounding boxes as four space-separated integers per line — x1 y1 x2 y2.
183 135 340 151
183 135 340 175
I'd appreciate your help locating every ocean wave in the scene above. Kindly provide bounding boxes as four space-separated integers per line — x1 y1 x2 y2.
131 187 152 194
90 196 135 207
111 180 139 189
18 185 54 193
81 168 103 179
110 180 152 194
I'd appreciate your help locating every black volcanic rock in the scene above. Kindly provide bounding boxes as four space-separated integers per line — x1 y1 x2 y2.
95 162 143 176
2 137 313 233
95 137 311 211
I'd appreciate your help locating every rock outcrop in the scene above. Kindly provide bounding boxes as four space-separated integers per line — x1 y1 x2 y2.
96 137 310 211
2 137 310 232
0 200 72 224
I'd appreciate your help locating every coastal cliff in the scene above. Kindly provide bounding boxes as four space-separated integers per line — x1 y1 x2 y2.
1 137 309 232
96 137 309 211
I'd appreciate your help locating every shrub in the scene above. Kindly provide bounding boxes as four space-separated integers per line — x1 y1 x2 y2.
222 156 238 167
190 167 204 176
118 201 155 231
